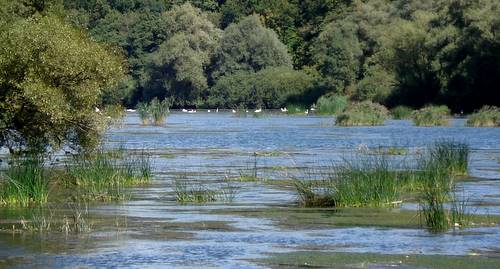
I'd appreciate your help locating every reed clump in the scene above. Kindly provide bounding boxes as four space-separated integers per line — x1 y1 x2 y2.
391 106 413 120
316 94 348 115
174 178 237 204
0 156 48 207
64 149 152 202
427 140 469 176
412 105 450 126
336 101 389 126
466 106 500 127
136 98 171 125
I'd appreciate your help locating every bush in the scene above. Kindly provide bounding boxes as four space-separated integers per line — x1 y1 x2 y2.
391 106 413 120
316 94 348 115
336 101 389 126
412 105 450 126
466 106 500 127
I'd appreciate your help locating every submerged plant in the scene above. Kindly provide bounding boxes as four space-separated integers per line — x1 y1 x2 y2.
0 156 48 207
466 106 500 127
335 101 389 126
412 105 450 126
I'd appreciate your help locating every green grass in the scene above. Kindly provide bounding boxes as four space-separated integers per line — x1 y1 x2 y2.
391 105 413 119
64 150 152 202
466 105 500 127
335 101 389 126
136 102 150 125
0 156 48 207
428 139 469 176
136 98 171 125
174 179 238 204
316 94 348 115
286 104 308 115
412 105 450 126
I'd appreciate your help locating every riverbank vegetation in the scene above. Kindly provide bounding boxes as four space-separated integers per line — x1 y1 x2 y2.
412 106 450 126
54 0 498 112
466 106 500 127
335 101 389 126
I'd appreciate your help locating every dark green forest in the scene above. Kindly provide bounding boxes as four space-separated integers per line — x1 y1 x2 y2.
2 0 500 112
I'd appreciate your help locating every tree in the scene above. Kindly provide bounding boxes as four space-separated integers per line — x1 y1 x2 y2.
0 15 124 152
208 67 313 108
144 3 221 105
313 21 363 94
210 14 292 80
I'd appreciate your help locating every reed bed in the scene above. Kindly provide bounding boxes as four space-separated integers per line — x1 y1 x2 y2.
174 178 237 204
316 94 348 115
335 101 389 126
391 106 413 120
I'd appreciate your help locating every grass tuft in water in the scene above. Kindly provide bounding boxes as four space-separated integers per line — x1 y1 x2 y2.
64 149 152 202
412 105 450 126
136 102 151 125
466 106 500 127
174 178 237 204
428 139 469 176
0 156 49 207
136 98 171 125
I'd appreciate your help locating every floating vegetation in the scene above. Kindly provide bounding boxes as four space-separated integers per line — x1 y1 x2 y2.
336 101 389 126
391 106 413 120
412 105 450 126
0 156 48 207
466 106 500 127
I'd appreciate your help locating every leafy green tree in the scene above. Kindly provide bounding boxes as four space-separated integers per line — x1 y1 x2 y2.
208 67 313 108
313 21 363 94
0 15 124 152
144 3 221 105
211 14 292 80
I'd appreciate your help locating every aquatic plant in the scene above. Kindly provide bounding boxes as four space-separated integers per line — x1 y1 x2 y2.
412 105 450 126
0 156 49 207
286 104 308 115
295 156 404 207
335 101 389 126
136 102 151 125
316 94 348 115
466 106 500 127
427 139 469 176
149 98 171 126
391 106 413 120
64 150 152 202
174 178 237 204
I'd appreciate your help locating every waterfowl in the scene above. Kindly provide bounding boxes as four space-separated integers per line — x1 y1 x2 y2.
232 109 236 113
182 109 188 112
254 108 262 113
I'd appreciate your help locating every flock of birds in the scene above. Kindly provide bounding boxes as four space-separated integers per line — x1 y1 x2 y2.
108 107 317 115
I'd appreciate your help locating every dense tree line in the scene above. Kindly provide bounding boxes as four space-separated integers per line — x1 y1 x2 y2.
58 0 498 112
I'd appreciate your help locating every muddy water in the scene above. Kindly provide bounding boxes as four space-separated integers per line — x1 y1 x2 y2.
1 112 499 268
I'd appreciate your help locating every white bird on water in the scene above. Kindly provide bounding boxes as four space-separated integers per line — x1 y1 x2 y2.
126 109 136 112
208 109 211 113
254 108 262 113
187 109 197 113
232 109 236 113
216 108 219 113
182 109 188 112
280 107 288 112
304 109 309 115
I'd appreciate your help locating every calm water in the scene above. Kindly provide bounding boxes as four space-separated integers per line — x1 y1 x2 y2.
1 112 499 268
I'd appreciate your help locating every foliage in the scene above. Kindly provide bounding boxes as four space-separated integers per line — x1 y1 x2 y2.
208 67 313 109
210 14 292 80
412 105 450 126
336 101 389 126
466 106 500 127
0 14 124 153
427 140 469 176
135 98 171 126
391 106 413 120
315 94 348 115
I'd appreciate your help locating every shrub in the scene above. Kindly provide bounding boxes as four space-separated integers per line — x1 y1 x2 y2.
316 94 348 115
412 105 450 126
336 101 389 126
466 106 500 127
391 106 413 120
